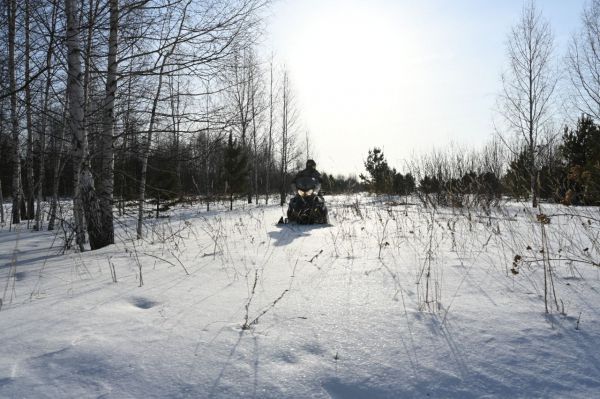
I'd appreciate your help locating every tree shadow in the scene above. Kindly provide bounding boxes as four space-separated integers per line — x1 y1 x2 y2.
0 253 63 270
322 377 397 399
209 329 244 397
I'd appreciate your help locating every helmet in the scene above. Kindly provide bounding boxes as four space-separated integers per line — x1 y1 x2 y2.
306 159 316 169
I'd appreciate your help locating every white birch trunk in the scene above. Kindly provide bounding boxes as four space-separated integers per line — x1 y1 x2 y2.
265 59 274 204
8 0 21 224
66 0 103 250
35 0 58 231
47 106 67 231
96 0 118 246
25 0 35 220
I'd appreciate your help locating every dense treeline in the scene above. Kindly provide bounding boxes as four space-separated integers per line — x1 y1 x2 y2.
504 115 600 206
360 114 600 207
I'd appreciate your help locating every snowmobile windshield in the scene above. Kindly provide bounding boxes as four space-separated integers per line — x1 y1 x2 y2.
295 176 319 191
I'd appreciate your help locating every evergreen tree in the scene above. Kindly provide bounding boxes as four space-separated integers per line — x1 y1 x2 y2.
504 149 533 200
392 173 405 195
561 116 600 204
360 148 394 194
478 171 502 199
222 132 248 210
505 146 565 203
392 172 416 195
419 175 443 194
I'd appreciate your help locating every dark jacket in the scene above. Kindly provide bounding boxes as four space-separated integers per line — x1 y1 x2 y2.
294 167 322 184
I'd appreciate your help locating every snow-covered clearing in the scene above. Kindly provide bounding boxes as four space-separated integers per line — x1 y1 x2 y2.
1 196 600 398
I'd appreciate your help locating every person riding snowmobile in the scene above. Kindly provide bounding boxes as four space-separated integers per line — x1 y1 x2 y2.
293 159 322 191
282 159 328 224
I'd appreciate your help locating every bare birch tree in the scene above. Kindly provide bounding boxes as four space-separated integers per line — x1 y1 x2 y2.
24 0 35 220
34 0 59 231
66 0 104 250
279 68 299 206
47 107 67 232
8 0 21 224
228 48 255 204
95 0 119 246
499 1 556 208
136 1 190 239
248 50 265 205
568 0 600 120
265 56 275 204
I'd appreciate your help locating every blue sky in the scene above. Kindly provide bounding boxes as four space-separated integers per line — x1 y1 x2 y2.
265 0 587 175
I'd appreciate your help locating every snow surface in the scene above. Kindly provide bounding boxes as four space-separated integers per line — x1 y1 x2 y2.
1 196 600 398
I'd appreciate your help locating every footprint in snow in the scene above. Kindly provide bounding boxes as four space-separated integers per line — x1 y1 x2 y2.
130 297 159 310
14 272 27 281
302 343 326 356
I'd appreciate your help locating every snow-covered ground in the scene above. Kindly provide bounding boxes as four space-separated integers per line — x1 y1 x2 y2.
1 196 600 398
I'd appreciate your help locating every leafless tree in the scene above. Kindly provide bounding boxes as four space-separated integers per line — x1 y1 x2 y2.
265 55 276 204
47 106 67 232
95 0 119 246
24 0 35 220
248 50 266 205
480 137 507 180
226 47 263 204
8 0 22 224
567 0 600 120
136 1 191 239
279 68 300 206
66 0 104 250
499 1 557 207
34 0 59 231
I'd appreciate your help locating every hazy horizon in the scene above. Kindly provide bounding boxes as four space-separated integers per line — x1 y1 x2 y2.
265 0 586 176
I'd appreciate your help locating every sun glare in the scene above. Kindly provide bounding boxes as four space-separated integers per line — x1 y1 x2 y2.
290 4 401 105
283 2 424 172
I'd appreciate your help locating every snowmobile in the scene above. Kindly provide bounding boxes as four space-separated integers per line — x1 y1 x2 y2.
280 176 329 224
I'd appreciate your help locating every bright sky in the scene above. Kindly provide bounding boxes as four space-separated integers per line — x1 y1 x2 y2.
265 0 586 176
